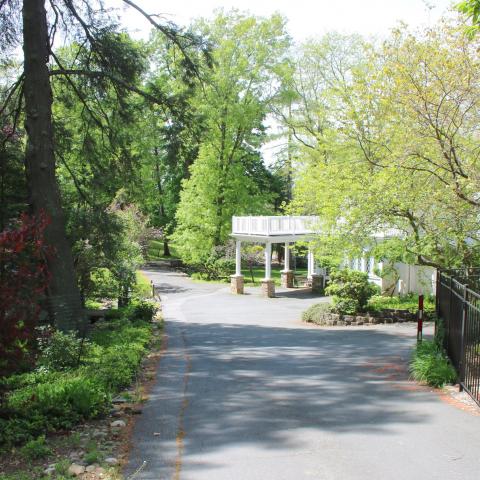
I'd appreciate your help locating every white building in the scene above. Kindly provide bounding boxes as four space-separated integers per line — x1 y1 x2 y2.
230 215 436 297
347 256 435 295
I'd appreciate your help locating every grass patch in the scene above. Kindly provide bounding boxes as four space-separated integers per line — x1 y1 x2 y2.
147 239 179 260
242 266 308 286
190 265 309 286
410 340 457 387
133 270 153 299
367 294 435 314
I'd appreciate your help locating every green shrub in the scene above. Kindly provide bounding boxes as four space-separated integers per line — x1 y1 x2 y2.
190 257 235 281
89 267 120 301
90 344 144 390
410 340 457 387
54 459 70 476
325 269 379 315
126 299 158 322
19 435 52 460
302 303 332 323
7 374 109 423
1 317 153 448
132 271 153 300
84 439 102 465
367 293 435 314
38 330 90 371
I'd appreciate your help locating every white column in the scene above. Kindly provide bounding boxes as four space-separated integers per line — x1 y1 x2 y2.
235 240 242 276
265 242 272 280
284 242 290 271
308 246 314 279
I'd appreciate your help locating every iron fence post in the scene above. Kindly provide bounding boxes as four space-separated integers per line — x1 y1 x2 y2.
459 285 468 392
446 275 453 351
435 270 440 338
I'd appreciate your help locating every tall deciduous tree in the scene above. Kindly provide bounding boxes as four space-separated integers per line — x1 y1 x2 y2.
172 11 291 263
1 0 205 330
291 23 480 269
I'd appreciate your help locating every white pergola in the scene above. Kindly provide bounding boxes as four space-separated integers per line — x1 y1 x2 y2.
230 216 322 297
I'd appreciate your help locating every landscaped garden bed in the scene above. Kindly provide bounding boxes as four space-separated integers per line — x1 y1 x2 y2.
302 303 418 326
302 268 435 327
0 297 162 480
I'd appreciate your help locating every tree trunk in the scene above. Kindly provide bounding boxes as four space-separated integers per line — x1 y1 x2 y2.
163 240 171 257
23 0 84 332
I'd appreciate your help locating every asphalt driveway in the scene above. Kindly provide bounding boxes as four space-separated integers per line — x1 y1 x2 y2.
125 267 480 480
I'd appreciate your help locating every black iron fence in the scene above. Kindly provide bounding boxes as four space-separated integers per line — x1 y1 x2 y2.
437 269 480 406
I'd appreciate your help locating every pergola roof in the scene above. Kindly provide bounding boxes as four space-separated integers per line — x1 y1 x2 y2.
231 215 319 244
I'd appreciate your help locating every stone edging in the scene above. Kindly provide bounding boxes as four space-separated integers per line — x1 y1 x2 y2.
306 310 417 327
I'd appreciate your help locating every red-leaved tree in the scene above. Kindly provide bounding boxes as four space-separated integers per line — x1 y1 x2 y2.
0 212 50 376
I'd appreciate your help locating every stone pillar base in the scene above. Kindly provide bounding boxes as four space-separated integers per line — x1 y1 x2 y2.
230 275 244 294
310 274 324 294
261 279 275 298
281 270 294 288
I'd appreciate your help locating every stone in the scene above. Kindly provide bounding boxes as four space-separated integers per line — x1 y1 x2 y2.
112 396 128 404
310 274 324 294
230 274 244 294
95 466 106 475
68 464 86 476
105 457 119 465
280 270 294 288
110 420 126 428
86 465 96 473
261 279 275 298
43 467 56 476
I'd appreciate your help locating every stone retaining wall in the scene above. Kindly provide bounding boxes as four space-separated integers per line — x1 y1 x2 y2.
306 309 417 327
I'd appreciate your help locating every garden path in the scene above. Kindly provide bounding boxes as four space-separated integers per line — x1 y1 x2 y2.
125 267 480 480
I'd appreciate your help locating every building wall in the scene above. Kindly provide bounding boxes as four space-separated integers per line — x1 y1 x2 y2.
347 257 435 295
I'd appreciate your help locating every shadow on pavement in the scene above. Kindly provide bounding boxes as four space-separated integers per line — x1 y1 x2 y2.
128 319 432 478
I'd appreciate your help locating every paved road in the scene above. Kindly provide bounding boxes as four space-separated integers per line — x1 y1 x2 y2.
125 268 480 480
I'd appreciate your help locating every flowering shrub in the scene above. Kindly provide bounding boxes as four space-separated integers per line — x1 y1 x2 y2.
0 212 51 376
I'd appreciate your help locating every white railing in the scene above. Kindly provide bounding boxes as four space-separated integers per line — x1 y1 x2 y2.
232 216 319 236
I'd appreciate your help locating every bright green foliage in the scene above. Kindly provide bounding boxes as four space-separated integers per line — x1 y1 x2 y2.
290 24 480 269
37 331 90 372
173 11 291 263
325 269 379 315
19 436 52 460
367 294 435 314
457 0 480 36
410 340 457 387
0 311 154 448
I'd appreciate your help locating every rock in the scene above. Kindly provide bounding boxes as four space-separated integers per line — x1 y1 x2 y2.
112 396 128 404
68 464 86 476
95 466 106 474
125 406 142 415
110 420 126 428
92 429 107 438
104 457 119 465
86 465 96 473
43 466 56 476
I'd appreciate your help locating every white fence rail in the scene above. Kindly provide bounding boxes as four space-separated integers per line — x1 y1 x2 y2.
232 216 318 236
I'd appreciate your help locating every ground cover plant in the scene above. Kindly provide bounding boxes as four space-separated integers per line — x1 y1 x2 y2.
410 319 457 388
0 300 157 450
410 340 457 387
367 294 435 314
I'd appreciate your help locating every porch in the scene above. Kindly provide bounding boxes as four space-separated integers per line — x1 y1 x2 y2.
230 215 324 297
